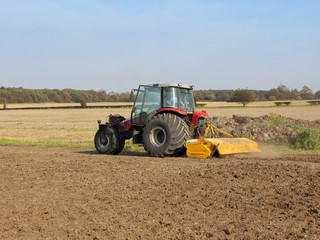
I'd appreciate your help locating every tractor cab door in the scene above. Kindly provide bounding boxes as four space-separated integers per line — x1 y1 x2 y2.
131 85 161 125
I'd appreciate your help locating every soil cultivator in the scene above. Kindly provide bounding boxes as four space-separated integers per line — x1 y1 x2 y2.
186 123 260 158
94 83 260 158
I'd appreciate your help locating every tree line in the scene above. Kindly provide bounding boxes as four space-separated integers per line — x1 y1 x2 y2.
0 87 133 104
0 85 319 104
195 85 319 102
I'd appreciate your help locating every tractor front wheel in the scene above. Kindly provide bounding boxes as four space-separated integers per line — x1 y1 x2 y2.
143 113 190 157
94 127 125 154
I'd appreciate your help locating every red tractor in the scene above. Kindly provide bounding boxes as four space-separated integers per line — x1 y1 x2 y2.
94 83 211 157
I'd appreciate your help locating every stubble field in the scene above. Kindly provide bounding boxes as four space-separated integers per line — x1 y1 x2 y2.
0 102 320 239
0 101 319 147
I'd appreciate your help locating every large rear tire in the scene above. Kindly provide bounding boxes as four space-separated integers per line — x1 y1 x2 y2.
94 127 125 154
143 113 190 157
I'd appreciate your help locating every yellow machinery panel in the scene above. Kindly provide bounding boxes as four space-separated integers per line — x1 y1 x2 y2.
187 137 261 158
186 123 261 159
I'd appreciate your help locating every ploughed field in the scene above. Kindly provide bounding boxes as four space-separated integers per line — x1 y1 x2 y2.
1 103 320 239
0 145 319 239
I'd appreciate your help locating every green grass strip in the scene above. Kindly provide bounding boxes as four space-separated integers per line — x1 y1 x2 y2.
0 138 94 149
0 137 143 151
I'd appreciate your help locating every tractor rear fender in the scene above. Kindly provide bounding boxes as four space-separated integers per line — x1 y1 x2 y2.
155 108 187 119
191 110 209 125
151 108 189 126
154 108 209 126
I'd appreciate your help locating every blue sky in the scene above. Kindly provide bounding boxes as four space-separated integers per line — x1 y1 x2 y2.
1 0 319 92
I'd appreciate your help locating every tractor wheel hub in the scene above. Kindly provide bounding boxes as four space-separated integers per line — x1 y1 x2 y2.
150 127 167 147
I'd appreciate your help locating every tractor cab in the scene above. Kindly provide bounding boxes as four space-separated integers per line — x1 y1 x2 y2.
131 83 196 125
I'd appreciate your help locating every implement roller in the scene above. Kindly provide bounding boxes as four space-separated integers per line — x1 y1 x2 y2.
186 123 261 158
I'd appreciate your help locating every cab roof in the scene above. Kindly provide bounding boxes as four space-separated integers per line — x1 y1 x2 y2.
146 83 194 90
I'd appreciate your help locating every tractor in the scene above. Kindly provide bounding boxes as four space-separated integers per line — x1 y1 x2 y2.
94 83 211 157
94 83 261 158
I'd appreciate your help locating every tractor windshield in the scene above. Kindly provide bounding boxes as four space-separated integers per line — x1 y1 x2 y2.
163 87 195 112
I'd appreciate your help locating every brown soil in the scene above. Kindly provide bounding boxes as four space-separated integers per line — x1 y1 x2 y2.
1 145 319 239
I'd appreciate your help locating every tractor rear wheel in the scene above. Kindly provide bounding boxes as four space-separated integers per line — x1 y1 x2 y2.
143 113 190 157
94 127 125 154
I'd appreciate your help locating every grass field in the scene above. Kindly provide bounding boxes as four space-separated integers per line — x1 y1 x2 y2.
0 101 319 148
0 108 123 148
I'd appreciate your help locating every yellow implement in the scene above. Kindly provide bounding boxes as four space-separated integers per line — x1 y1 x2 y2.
186 123 261 158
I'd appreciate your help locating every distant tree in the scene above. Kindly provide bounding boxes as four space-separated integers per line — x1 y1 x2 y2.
215 90 234 101
268 84 292 100
231 89 255 106
254 90 268 101
109 91 119 102
118 92 131 102
300 86 314 99
48 91 60 102
268 88 280 100
269 95 276 101
68 90 83 102
202 90 215 101
290 88 301 100
80 99 87 107
277 84 290 99
315 90 320 99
